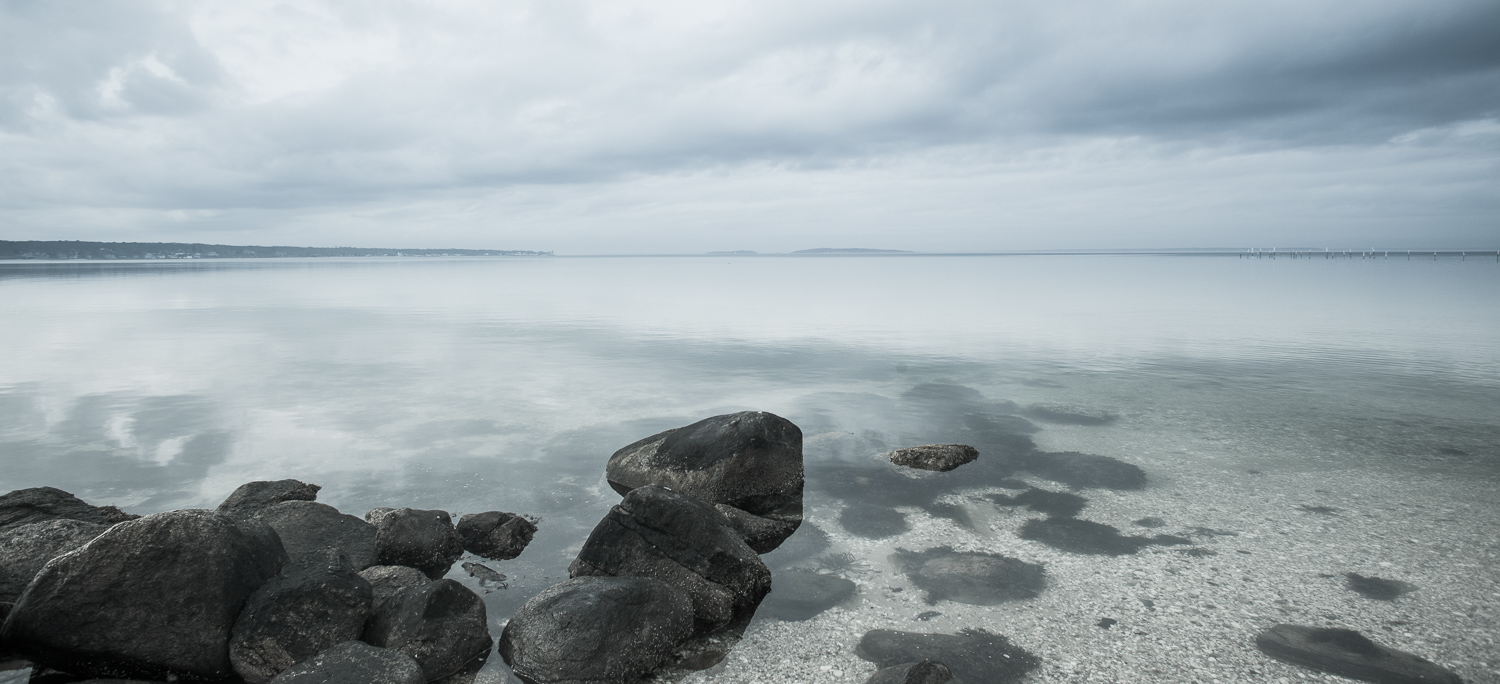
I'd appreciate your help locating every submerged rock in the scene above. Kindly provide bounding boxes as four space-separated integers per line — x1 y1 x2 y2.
891 547 1046 605
1 509 287 681
363 579 492 681
461 561 506 589
1019 518 1188 555
255 501 377 571
865 660 955 684
499 576 694 684
0 487 137 532
1344 573 1416 601
229 559 374 684
1020 452 1145 490
216 480 321 518
856 628 1039 684
988 488 1087 518
840 503 909 539
759 571 857 621
269 640 424 684
605 411 804 551
887 445 979 473
0 519 107 605
1255 624 1461 684
367 508 464 580
455 511 536 561
1023 404 1118 425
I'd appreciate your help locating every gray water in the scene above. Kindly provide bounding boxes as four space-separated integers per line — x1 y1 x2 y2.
2 255 1497 682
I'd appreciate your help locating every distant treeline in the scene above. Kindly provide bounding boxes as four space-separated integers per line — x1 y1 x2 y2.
0 241 552 260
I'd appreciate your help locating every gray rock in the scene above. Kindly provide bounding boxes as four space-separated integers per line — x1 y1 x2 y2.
887 445 979 472
1255 624 1461 684
568 485 771 634
759 571 856 621
454 511 536 561
357 566 430 611
891 547 1046 605
0 519 107 604
605 411 804 551
363 579 491 681
865 660 955 684
229 560 374 684
254 501 377 571
713 504 797 555
0 510 287 681
1344 573 1416 601
0 487 137 532
269 640 424 684
499 576 694 684
460 562 506 589
856 629 1039 684
367 509 463 580
216 480 321 518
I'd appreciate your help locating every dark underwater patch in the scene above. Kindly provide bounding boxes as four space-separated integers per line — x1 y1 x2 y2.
1018 518 1189 555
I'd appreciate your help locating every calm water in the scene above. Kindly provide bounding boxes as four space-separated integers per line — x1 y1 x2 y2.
2 255 1497 681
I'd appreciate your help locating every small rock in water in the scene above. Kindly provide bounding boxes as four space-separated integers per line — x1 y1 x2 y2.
891 547 1046 605
1096 618 1118 629
988 488 1087 518
1132 516 1166 528
269 640 423 684
367 508 464 579
0 519 107 605
759 570 856 621
1023 404 1118 425
455 511 536 561
461 561 507 589
216 480 321 518
0 487 138 531
887 445 979 472
864 659 954 684
840 503 909 539
1019 517 1187 556
1254 624 1461 684
856 628 1039 683
1020 451 1146 490
915 611 942 622
1343 572 1416 601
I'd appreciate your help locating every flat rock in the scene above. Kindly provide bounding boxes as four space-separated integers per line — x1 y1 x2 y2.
256 501 377 571
1344 573 1416 601
891 547 1046 605
839 503 908 539
1 509 287 681
363 579 492 681
1020 452 1145 490
499 576 694 684
229 559 374 684
887 445 978 472
0 519 108 604
367 508 463 580
269 640 424 684
856 629 1039 684
605 411 804 551
865 660 955 684
1022 404 1118 425
454 511 536 561
0 487 137 532
759 571 857 621
1255 624 1461 684
216 480 321 518
569 485 770 635
1019 518 1188 555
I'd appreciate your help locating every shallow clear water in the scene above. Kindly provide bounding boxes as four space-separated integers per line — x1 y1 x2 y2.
1 255 1497 682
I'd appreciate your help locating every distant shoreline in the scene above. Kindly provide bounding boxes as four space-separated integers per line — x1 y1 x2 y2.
0 240 552 261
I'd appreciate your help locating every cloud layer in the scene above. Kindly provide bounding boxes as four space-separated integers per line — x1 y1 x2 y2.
1 0 1496 251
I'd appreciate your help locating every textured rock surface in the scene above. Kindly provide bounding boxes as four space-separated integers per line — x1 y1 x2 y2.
367 508 463 580
216 480 321 518
357 565 430 611
568 485 771 634
605 411 803 551
269 640 424 684
1255 624 1461 684
759 570 857 621
891 547 1046 605
0 510 286 681
499 576 694 684
0 519 107 604
865 660 955 684
363 579 491 681
255 501 377 571
856 629 1039 684
0 487 137 532
454 511 536 561
887 445 979 472
229 559 373 684
714 504 798 554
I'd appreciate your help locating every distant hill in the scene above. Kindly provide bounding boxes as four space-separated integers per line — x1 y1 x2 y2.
705 250 757 255
792 247 913 254
0 240 551 260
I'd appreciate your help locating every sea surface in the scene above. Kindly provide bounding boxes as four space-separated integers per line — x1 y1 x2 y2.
1 254 1497 682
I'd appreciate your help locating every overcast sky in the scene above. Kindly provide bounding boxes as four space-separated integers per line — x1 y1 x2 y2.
1 0 1496 253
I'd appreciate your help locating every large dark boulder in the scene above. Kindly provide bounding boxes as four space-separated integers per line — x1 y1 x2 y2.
357 566 430 611
363 579 491 681
499 576 694 684
216 480 321 518
0 487 137 532
269 640 424 684
856 629 1039 684
887 445 978 472
568 485 771 635
605 412 803 551
0 519 107 605
1255 624 1461 684
229 558 374 684
0 510 287 681
454 511 536 561
891 547 1046 605
367 509 463 580
759 570 856 621
255 502 377 571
